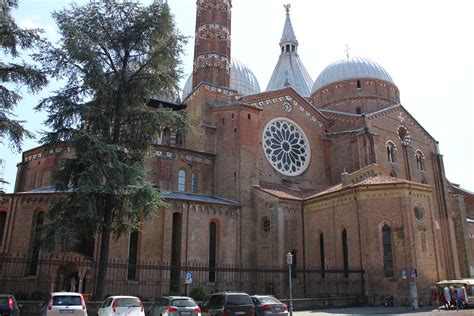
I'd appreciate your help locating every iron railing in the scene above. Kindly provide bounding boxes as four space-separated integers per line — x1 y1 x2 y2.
0 253 364 301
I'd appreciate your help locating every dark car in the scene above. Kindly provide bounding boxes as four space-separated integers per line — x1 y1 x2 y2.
0 294 20 316
201 292 253 316
250 296 287 316
148 296 200 316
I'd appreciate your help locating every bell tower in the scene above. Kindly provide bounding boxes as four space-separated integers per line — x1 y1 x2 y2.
192 0 231 89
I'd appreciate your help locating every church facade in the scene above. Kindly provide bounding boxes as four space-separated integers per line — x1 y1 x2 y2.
1 0 473 304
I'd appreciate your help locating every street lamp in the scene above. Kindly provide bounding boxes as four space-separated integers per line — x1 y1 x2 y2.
286 251 294 316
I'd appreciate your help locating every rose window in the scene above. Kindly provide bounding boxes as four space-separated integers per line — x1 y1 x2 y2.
262 118 310 176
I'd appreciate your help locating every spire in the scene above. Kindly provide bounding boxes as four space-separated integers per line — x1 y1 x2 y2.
266 4 313 97
280 4 297 46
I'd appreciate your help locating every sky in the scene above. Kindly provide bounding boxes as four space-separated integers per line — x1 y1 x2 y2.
1 0 473 193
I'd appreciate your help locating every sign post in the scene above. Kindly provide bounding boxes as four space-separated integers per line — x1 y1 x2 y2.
185 272 192 296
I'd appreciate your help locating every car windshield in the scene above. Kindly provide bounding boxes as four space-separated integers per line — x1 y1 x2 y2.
52 296 82 306
115 298 141 307
227 295 252 305
258 297 281 304
171 299 197 307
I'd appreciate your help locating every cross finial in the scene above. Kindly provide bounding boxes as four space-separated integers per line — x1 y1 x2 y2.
284 3 291 15
344 44 350 60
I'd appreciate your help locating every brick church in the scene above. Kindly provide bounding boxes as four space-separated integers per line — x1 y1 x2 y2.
1 0 473 304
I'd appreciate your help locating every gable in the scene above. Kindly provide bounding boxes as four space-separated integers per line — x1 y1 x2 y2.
240 87 330 130
367 104 437 145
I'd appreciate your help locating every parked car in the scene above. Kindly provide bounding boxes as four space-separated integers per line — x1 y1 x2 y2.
250 296 287 316
98 296 144 316
0 294 20 316
200 292 254 316
148 296 200 316
41 292 87 316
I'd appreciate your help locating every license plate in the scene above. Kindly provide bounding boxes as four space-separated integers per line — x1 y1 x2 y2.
180 313 191 316
235 313 245 315
60 310 74 314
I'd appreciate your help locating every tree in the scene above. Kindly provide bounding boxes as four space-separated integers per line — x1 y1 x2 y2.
34 0 186 299
0 0 47 152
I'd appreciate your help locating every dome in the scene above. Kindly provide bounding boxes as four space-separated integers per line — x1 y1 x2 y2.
312 57 394 92
182 58 261 100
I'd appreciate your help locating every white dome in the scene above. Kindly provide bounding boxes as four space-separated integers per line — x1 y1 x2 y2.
182 58 261 100
312 57 394 92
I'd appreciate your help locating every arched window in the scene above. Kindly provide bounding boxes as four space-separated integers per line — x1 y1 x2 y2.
386 141 397 163
0 211 6 245
29 211 44 276
382 224 394 277
342 229 349 278
178 170 186 192
356 106 362 114
191 172 199 193
320 233 325 279
209 222 217 282
415 150 425 171
128 230 139 280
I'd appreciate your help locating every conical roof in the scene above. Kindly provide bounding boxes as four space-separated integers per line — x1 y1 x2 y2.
266 7 313 97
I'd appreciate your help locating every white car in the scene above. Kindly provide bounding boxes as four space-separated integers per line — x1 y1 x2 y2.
41 292 87 316
98 296 144 316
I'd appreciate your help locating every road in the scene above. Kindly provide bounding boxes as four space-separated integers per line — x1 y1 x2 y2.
293 306 474 315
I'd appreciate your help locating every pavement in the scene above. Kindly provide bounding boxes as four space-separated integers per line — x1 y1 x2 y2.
293 306 474 315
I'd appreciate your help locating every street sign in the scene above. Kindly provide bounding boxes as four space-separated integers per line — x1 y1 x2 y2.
185 271 193 284
411 269 417 278
402 270 407 279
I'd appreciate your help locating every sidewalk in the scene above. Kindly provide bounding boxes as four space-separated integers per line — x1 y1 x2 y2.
293 306 474 315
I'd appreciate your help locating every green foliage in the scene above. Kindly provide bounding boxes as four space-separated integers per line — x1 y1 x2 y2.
0 0 47 152
33 0 187 299
189 287 206 302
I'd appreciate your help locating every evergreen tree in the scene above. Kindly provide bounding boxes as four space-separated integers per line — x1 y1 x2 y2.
0 0 47 152
34 0 186 299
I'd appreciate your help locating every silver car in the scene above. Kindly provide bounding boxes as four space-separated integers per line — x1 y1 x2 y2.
250 296 287 316
148 296 200 316
41 292 87 316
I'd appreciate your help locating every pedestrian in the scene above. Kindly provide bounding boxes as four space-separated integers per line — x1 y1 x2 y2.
456 287 464 309
439 292 447 309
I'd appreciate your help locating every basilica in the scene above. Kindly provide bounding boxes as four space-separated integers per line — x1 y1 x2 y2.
0 0 473 305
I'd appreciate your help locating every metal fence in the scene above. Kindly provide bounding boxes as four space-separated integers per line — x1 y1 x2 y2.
0 253 364 301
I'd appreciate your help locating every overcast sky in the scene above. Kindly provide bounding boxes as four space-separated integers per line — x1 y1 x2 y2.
1 0 473 193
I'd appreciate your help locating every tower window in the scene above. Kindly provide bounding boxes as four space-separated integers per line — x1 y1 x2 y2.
286 44 290 52
386 141 397 163
0 211 6 245
248 113 251 119
191 172 199 193
382 224 394 277
356 80 361 89
320 233 325 279
209 222 217 282
128 230 139 281
415 150 425 171
178 169 186 192
342 229 349 278
356 106 362 114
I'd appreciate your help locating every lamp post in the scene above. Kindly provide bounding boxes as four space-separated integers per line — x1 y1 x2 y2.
286 252 293 316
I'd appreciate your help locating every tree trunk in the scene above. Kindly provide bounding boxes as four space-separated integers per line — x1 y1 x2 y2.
95 200 113 300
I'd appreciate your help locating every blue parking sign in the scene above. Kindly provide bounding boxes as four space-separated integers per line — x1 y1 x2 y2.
185 272 193 284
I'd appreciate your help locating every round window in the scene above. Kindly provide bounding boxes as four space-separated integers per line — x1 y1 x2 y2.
397 124 411 146
414 207 425 221
262 118 310 176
